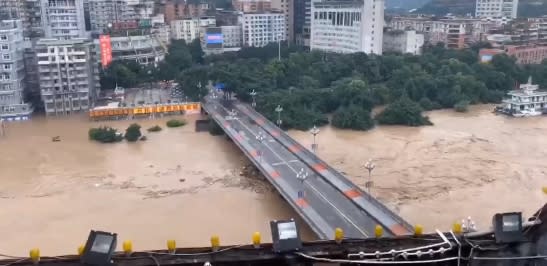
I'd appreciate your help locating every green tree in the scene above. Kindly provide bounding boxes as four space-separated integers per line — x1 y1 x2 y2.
125 123 142 142
376 97 432 126
331 105 374 130
189 38 204 63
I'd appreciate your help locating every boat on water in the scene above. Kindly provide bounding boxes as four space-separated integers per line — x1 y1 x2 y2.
495 77 547 117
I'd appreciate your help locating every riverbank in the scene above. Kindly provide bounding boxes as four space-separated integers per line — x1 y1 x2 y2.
290 104 546 231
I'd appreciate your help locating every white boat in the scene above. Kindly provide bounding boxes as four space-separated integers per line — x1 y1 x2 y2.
498 77 547 117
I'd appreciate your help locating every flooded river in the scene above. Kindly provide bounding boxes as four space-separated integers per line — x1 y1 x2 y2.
292 104 546 232
0 105 545 255
0 115 313 256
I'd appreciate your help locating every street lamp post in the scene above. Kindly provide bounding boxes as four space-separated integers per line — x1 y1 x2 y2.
278 34 282 61
296 168 309 199
309 125 320 153
255 131 265 162
275 105 283 128
227 109 238 120
364 159 375 197
250 89 257 108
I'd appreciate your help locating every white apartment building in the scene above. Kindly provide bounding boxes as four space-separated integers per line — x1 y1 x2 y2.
310 0 384 54
170 17 216 43
383 30 424 55
475 0 519 19
93 34 166 66
87 0 137 33
240 12 286 47
222 26 243 48
0 20 32 121
40 0 87 40
36 38 96 116
271 0 294 41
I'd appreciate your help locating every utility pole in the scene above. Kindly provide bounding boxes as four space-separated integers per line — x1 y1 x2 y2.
255 131 265 162
364 159 375 197
296 168 309 199
275 105 283 128
250 89 257 108
309 125 319 153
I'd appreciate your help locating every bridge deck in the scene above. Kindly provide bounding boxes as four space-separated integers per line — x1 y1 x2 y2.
203 97 412 239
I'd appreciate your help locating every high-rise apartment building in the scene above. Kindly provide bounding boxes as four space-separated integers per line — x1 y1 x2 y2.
36 38 96 116
87 0 137 33
170 17 216 42
271 0 293 41
164 0 209 24
293 0 310 46
232 0 272 12
40 0 87 40
310 0 384 54
240 12 286 47
0 19 32 121
475 0 519 19
0 0 43 38
383 30 425 55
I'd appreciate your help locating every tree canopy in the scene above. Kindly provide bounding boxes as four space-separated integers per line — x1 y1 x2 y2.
99 39 547 131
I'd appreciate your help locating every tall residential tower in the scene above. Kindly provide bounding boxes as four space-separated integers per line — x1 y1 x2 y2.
40 0 87 39
475 0 519 19
0 20 32 121
310 0 384 54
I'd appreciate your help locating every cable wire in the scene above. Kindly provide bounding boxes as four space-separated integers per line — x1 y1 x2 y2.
297 252 460 264
472 255 547 260
0 258 27 266
146 245 246 256
0 254 23 260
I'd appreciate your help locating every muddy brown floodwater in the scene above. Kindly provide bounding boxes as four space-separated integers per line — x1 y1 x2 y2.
0 114 314 256
291 104 546 232
1 105 545 256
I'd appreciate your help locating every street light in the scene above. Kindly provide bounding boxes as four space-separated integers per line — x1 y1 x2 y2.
226 109 238 120
277 34 282 61
250 89 257 108
275 105 283 127
255 131 265 162
309 125 320 153
364 159 375 196
296 168 308 199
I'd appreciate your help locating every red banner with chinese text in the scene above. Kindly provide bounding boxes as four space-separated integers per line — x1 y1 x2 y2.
99 35 112 68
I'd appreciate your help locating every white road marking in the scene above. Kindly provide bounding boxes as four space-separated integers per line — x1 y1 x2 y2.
215 102 369 237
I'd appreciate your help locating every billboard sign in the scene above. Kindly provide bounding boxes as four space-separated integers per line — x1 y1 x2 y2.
205 27 223 49
99 35 112 68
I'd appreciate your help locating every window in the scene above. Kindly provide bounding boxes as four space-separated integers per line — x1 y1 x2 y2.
0 35 6 41
1 44 8 50
3 64 10 70
2 54 10 60
3 73 10 80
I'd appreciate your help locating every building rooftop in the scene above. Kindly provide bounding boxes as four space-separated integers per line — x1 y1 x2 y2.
36 38 91 46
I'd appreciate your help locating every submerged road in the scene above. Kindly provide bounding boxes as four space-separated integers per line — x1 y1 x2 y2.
203 95 412 239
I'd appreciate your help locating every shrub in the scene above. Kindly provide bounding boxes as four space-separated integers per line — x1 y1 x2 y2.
331 105 374 130
88 126 123 143
125 123 142 142
376 97 433 126
147 125 162 132
454 100 470 112
166 119 187 128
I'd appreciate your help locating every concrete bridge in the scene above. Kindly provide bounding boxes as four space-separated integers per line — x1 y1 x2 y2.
202 95 413 239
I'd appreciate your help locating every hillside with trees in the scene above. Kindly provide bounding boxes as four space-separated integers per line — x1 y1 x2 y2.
417 0 545 17
100 40 547 131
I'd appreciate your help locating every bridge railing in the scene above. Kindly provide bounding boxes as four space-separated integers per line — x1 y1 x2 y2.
236 104 413 235
203 103 331 239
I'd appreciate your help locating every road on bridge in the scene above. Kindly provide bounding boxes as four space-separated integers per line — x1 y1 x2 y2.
203 95 411 239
